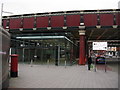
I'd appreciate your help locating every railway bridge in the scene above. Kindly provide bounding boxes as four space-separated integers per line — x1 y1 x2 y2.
2 9 120 65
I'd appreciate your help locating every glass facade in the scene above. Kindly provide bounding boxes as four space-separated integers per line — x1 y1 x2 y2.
11 33 78 66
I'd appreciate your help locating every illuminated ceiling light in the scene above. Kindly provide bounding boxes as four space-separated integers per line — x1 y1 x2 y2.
6 26 9 29
79 23 85 29
33 28 36 30
50 44 52 46
37 43 39 45
112 25 118 28
20 44 24 47
80 23 84 26
96 25 101 29
19 28 23 31
63 26 67 29
47 27 51 30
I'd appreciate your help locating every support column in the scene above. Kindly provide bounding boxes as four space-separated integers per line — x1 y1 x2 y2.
58 45 60 66
22 41 25 62
79 30 86 65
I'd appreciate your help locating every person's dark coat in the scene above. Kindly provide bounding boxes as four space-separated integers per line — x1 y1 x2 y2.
88 57 92 64
88 57 92 70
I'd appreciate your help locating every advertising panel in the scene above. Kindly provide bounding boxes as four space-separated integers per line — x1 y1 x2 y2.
93 42 107 50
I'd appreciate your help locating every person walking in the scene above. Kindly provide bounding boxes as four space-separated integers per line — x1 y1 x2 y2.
88 56 92 70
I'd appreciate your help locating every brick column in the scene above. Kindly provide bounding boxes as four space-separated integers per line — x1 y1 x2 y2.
79 30 86 65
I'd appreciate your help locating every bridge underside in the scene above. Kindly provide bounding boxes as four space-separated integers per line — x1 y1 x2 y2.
73 28 119 40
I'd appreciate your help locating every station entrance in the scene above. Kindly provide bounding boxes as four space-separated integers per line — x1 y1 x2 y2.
11 33 78 66
3 9 120 65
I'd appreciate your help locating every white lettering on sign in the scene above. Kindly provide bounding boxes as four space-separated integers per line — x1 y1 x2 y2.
93 42 107 50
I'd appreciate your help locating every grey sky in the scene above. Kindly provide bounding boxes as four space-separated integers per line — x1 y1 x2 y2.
0 0 120 16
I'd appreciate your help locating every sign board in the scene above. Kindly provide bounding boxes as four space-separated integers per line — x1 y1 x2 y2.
93 42 107 50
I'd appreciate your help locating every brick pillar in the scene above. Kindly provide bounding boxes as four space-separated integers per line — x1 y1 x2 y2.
79 30 86 65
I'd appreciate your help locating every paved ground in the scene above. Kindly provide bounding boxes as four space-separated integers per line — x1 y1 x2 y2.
8 63 118 88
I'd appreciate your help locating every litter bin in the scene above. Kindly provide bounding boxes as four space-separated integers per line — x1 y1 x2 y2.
10 54 18 77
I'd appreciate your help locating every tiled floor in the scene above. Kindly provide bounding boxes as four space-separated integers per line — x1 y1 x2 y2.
9 63 118 88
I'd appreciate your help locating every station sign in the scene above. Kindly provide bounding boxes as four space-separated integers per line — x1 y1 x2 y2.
93 42 107 50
